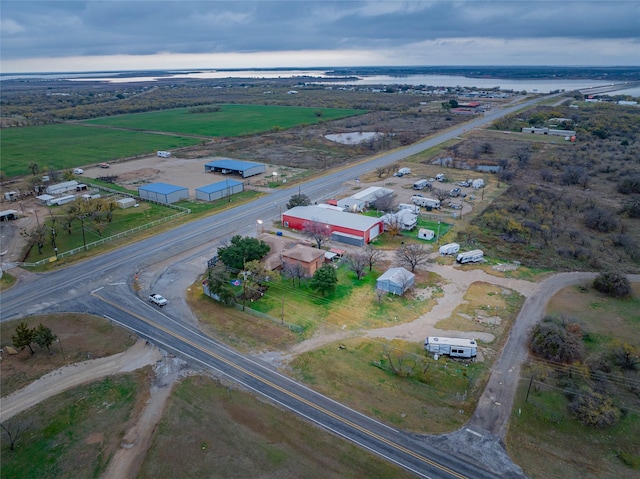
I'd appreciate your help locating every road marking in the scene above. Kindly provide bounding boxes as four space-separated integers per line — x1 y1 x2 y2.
92 292 468 479
108 282 126 286
91 286 104 293
465 428 483 438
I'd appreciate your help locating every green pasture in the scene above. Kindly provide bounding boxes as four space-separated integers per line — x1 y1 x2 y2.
83 104 365 137
1 124 199 178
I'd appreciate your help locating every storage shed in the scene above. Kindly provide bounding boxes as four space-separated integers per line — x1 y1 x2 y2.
376 267 415 295
138 183 189 204
195 179 244 201
204 159 266 178
117 197 136 209
0 210 19 221
418 228 435 240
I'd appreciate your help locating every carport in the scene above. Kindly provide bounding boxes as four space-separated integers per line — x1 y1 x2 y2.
195 179 244 201
204 159 266 178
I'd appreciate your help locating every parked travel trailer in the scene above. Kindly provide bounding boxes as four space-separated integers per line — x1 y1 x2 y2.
50 195 76 206
424 337 477 358
397 203 419 214
456 249 484 264
439 243 460 255
411 196 440 209
413 179 430 190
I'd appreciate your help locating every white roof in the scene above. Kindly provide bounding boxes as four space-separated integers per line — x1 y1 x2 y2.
377 267 414 285
284 206 382 231
425 337 477 347
351 186 394 201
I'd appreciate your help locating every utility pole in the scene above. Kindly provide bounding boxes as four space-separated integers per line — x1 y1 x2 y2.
79 216 87 251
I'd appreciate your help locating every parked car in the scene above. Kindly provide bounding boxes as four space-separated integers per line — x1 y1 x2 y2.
99 162 110 168
449 187 461 197
73 168 84 175
457 180 470 187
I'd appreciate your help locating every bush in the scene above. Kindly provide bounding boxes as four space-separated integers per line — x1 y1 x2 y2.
531 316 585 363
583 207 619 233
593 271 632 298
569 391 620 428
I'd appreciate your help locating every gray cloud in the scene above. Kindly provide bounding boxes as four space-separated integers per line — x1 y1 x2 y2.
1 1 638 67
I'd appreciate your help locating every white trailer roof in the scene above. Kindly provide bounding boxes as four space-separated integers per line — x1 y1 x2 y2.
425 337 477 347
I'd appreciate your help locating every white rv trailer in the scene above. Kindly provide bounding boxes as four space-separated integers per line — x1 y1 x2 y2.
424 337 477 358
439 243 460 255
413 179 430 190
411 196 440 209
456 249 484 264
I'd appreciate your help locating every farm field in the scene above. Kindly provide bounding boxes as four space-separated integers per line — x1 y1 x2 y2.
1 124 200 178
83 104 366 137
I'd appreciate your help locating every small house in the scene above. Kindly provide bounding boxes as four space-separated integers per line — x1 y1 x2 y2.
281 244 326 276
376 267 415 295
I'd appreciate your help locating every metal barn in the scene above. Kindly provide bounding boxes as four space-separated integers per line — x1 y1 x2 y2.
376 267 415 295
138 183 189 204
204 159 266 178
195 179 243 201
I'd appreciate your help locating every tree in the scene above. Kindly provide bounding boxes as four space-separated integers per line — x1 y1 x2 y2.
20 225 46 255
593 271 631 298
345 251 368 280
302 220 332 249
612 342 640 370
28 162 39 176
33 323 57 353
432 188 449 202
310 264 338 296
12 321 35 354
395 243 431 272
1 420 30 451
362 244 384 272
286 193 310 209
206 267 237 306
372 193 396 213
218 235 270 270
385 214 403 239
282 261 306 287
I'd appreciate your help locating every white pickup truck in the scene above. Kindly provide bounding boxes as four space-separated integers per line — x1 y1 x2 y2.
149 293 168 306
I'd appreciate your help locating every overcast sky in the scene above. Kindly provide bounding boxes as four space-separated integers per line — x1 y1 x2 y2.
2 1 639 73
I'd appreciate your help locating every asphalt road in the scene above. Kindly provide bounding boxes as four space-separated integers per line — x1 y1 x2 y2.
1 93 556 478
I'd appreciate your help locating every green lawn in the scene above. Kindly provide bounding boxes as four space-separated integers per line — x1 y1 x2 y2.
1 124 200 178
83 104 365 137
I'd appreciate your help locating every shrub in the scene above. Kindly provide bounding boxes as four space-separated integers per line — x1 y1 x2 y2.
531 316 585 363
593 271 632 298
583 207 619 232
569 391 620 428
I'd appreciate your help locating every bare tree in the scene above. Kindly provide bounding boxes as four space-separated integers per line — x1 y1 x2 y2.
302 219 332 249
385 214 403 239
372 193 396 213
1 420 30 451
282 261 306 287
432 188 449 201
395 243 431 272
363 244 384 272
345 251 368 280
20 225 46 255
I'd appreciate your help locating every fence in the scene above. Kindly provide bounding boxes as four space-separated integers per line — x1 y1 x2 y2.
16 187 191 267
233 303 306 333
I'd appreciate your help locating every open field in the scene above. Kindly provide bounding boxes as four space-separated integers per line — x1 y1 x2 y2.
0 124 200 178
84 104 366 136
506 283 640 478
139 374 414 479
0 314 137 396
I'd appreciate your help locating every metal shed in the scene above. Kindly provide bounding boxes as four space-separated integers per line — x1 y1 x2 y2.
195 179 243 201
117 197 136 209
376 267 415 295
204 159 266 178
138 183 189 204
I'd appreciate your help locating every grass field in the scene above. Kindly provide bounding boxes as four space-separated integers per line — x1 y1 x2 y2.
0 314 136 396
506 284 640 478
83 104 365 137
1 372 150 479
138 375 415 479
1 124 200 178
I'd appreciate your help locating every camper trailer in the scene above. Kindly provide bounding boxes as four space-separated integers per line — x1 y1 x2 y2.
157 151 171 158
456 249 484 264
413 179 430 190
439 243 460 255
424 337 477 358
411 196 440 209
